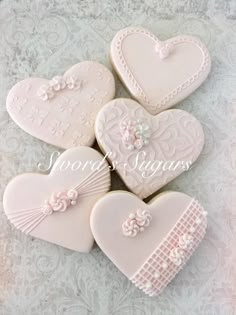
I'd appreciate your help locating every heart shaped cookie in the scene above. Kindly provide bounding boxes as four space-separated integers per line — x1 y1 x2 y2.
95 98 204 199
111 27 211 115
6 61 115 149
91 191 207 296
3 147 110 252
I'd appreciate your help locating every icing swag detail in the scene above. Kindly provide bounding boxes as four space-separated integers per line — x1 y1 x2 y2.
37 76 83 101
7 165 109 234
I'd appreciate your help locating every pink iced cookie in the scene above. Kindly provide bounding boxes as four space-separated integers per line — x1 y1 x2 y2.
110 27 211 115
95 98 204 199
3 147 110 252
7 61 115 149
91 191 207 296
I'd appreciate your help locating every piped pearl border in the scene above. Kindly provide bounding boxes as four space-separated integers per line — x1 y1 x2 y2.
114 28 211 114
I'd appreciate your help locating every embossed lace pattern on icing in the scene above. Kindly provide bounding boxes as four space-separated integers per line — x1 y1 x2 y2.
7 165 110 234
97 100 204 200
37 76 83 101
122 209 152 237
7 62 115 149
114 28 211 113
129 199 207 297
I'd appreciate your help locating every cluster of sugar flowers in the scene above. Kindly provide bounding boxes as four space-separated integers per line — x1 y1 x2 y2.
120 119 151 151
42 189 79 215
122 209 152 237
37 76 82 101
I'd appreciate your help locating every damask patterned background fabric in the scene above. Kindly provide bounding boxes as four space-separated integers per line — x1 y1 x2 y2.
0 1 236 314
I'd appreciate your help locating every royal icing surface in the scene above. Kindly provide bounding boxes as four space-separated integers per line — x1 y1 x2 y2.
90 191 207 297
95 98 204 199
110 27 211 115
3 147 111 252
7 61 115 149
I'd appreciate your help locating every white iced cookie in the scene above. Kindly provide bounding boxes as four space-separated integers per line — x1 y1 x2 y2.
3 147 110 252
110 26 211 115
90 191 208 296
6 61 115 149
95 98 204 199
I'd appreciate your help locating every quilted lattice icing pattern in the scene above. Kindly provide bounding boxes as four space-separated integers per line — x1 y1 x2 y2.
130 199 207 296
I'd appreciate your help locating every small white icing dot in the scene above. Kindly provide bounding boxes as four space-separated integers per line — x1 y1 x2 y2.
162 261 168 270
145 281 152 289
190 226 195 233
154 271 160 279
129 213 135 219
71 200 76 206
196 218 202 225
202 211 208 217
